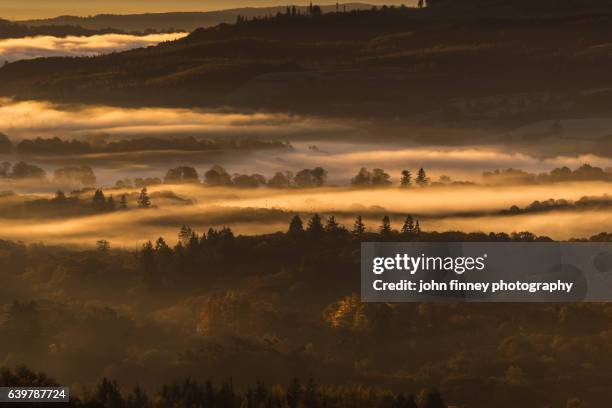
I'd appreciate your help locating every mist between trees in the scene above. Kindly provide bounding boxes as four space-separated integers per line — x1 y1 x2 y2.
1 151 610 191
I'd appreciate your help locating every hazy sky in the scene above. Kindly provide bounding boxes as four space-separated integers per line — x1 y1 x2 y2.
2 1 415 20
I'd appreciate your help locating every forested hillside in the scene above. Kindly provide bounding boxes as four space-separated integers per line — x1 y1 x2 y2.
0 224 610 407
3 3 612 118
17 4 374 32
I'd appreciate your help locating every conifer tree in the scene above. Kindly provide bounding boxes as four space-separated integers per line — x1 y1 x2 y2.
416 168 429 187
414 220 421 234
401 215 415 234
288 215 304 235
137 187 151 208
178 225 193 245
325 216 340 233
380 215 392 236
352 215 366 236
307 213 324 234
92 189 106 211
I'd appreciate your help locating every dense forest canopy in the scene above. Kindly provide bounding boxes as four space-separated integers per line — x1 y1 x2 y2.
0 223 610 406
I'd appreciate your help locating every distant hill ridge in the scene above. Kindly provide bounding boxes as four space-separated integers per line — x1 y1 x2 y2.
3 4 612 120
17 4 375 32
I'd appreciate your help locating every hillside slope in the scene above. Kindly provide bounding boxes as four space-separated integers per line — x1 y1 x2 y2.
2 6 612 119
17 4 373 32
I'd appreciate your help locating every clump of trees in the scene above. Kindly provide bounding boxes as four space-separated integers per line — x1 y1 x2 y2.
0 366 445 408
163 166 199 184
0 161 47 180
91 188 150 212
351 168 392 187
53 166 96 187
14 136 290 156
484 164 612 185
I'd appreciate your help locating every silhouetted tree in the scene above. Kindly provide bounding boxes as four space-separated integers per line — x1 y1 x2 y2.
380 215 392 236
307 213 324 234
325 215 341 233
268 171 292 188
10 161 46 180
288 215 304 235
96 240 110 253
400 170 412 187
204 165 232 186
414 220 421 234
351 167 371 186
92 189 107 211
352 215 366 235
178 225 193 245
164 166 199 184
416 168 429 186
294 167 327 188
137 187 151 208
401 215 415 234
94 378 124 408
371 168 392 186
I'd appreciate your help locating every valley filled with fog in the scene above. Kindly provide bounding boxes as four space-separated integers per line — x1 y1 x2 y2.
0 32 187 62
0 97 611 244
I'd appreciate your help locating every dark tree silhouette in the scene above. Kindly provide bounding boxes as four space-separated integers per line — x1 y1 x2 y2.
137 187 152 208
204 165 233 186
10 162 46 180
164 166 199 184
400 170 412 187
307 213 324 234
402 215 415 234
288 215 304 235
351 167 371 186
92 189 107 212
352 215 366 235
371 168 392 186
380 215 392 236
416 168 429 186
325 215 341 233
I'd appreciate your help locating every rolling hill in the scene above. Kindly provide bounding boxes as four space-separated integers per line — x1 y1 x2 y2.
17 4 374 32
2 3 612 121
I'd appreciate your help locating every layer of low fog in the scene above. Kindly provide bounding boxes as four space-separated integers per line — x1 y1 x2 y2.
0 98 611 243
2 99 612 185
0 33 188 62
0 182 610 245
